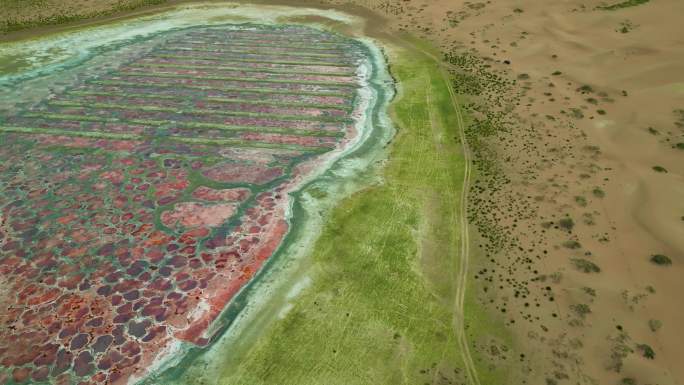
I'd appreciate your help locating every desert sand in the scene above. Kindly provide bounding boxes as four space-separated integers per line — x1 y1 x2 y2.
358 0 684 383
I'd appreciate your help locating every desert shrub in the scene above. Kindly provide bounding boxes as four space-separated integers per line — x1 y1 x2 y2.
570 303 591 318
597 0 650 11
636 344 655 359
577 85 594 93
592 187 605 198
652 166 667 173
608 335 632 372
558 217 575 231
570 108 584 119
582 213 596 225
563 240 582 249
648 319 662 332
571 258 601 273
583 287 596 297
575 196 587 207
650 254 672 266
618 22 634 34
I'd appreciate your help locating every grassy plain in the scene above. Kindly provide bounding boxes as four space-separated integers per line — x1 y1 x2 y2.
179 42 507 385
0 0 167 33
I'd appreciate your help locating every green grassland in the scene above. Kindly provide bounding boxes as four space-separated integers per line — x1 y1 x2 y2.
172 43 509 385
1 0 168 33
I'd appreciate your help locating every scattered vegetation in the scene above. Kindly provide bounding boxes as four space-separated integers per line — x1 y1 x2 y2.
1 0 169 33
675 109 684 128
652 166 668 173
607 331 633 372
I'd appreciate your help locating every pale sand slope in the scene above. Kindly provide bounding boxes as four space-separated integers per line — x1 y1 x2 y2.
313 0 683 383
392 0 684 383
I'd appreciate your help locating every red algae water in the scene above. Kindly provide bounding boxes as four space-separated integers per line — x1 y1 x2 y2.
0 21 375 385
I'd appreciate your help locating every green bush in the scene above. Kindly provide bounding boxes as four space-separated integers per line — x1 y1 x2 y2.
650 254 672 266
575 196 587 207
571 258 601 273
592 187 606 198
558 217 575 231
636 344 655 359
648 319 662 332
563 240 582 249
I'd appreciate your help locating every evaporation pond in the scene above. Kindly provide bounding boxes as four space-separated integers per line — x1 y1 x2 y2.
0 24 369 384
